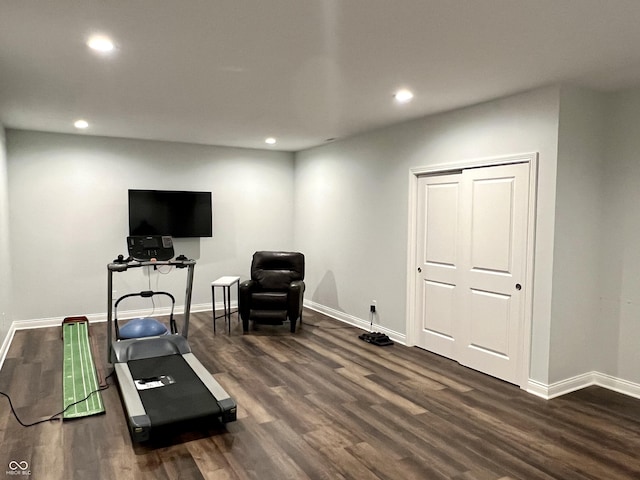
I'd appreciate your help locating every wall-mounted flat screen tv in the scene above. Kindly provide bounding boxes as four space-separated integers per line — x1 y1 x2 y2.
128 189 213 238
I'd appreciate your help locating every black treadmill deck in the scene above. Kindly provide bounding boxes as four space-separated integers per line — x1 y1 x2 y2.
128 354 222 427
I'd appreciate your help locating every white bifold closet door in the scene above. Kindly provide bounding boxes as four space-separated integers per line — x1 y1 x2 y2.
415 162 530 384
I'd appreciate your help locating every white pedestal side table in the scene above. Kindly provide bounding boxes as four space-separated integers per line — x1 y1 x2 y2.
211 276 240 334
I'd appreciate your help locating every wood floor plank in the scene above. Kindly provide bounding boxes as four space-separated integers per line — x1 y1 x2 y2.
344 401 466 478
261 419 349 480
1 310 640 479
336 367 428 416
317 445 380 480
348 441 435 480
303 393 407 462
212 372 274 423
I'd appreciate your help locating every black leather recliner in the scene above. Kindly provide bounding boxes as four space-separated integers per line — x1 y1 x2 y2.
239 251 305 333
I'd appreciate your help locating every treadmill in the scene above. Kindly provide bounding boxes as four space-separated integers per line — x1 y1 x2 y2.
107 236 237 442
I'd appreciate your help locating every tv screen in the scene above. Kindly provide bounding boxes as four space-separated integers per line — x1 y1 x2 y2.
128 189 213 238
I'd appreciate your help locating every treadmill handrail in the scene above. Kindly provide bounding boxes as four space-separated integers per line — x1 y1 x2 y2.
106 257 196 364
114 291 176 310
108 258 196 271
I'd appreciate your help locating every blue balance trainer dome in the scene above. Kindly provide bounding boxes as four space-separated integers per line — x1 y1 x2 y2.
119 317 168 339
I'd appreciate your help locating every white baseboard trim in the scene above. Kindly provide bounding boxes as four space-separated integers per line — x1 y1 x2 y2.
527 371 640 400
303 301 640 401
5 303 640 403
526 373 595 399
7 302 214 330
591 372 640 399
0 325 16 372
303 300 407 345
0 302 214 371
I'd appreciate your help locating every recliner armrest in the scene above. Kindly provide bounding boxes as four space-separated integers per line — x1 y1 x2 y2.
290 280 305 294
239 279 257 291
288 280 305 317
239 279 257 320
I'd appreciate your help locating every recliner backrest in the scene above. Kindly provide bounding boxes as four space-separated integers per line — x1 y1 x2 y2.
251 251 305 290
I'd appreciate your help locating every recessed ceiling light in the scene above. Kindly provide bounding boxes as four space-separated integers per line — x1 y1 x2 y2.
394 89 414 104
87 35 115 52
265 137 277 145
74 119 89 129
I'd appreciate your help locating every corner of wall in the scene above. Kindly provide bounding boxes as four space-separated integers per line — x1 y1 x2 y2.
549 86 609 384
0 125 13 347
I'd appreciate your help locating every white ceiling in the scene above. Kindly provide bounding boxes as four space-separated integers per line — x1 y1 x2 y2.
2 1 640 152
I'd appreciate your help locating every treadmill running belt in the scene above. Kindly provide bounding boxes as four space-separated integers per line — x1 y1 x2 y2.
128 354 222 427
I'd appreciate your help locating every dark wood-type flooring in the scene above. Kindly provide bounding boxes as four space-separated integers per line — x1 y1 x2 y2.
1 309 639 479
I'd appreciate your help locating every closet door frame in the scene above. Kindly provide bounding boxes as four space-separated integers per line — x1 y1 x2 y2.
406 152 538 389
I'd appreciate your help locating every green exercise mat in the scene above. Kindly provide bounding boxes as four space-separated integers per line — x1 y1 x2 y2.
62 318 105 419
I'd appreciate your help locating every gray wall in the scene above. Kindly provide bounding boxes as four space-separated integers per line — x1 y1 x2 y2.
601 89 640 384
550 87 607 383
0 127 11 343
5 83 640 389
6 130 295 320
294 86 561 385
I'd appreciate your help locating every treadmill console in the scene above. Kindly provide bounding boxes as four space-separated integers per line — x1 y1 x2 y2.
127 236 174 261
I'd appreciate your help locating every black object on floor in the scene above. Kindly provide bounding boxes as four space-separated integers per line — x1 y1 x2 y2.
358 332 394 346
